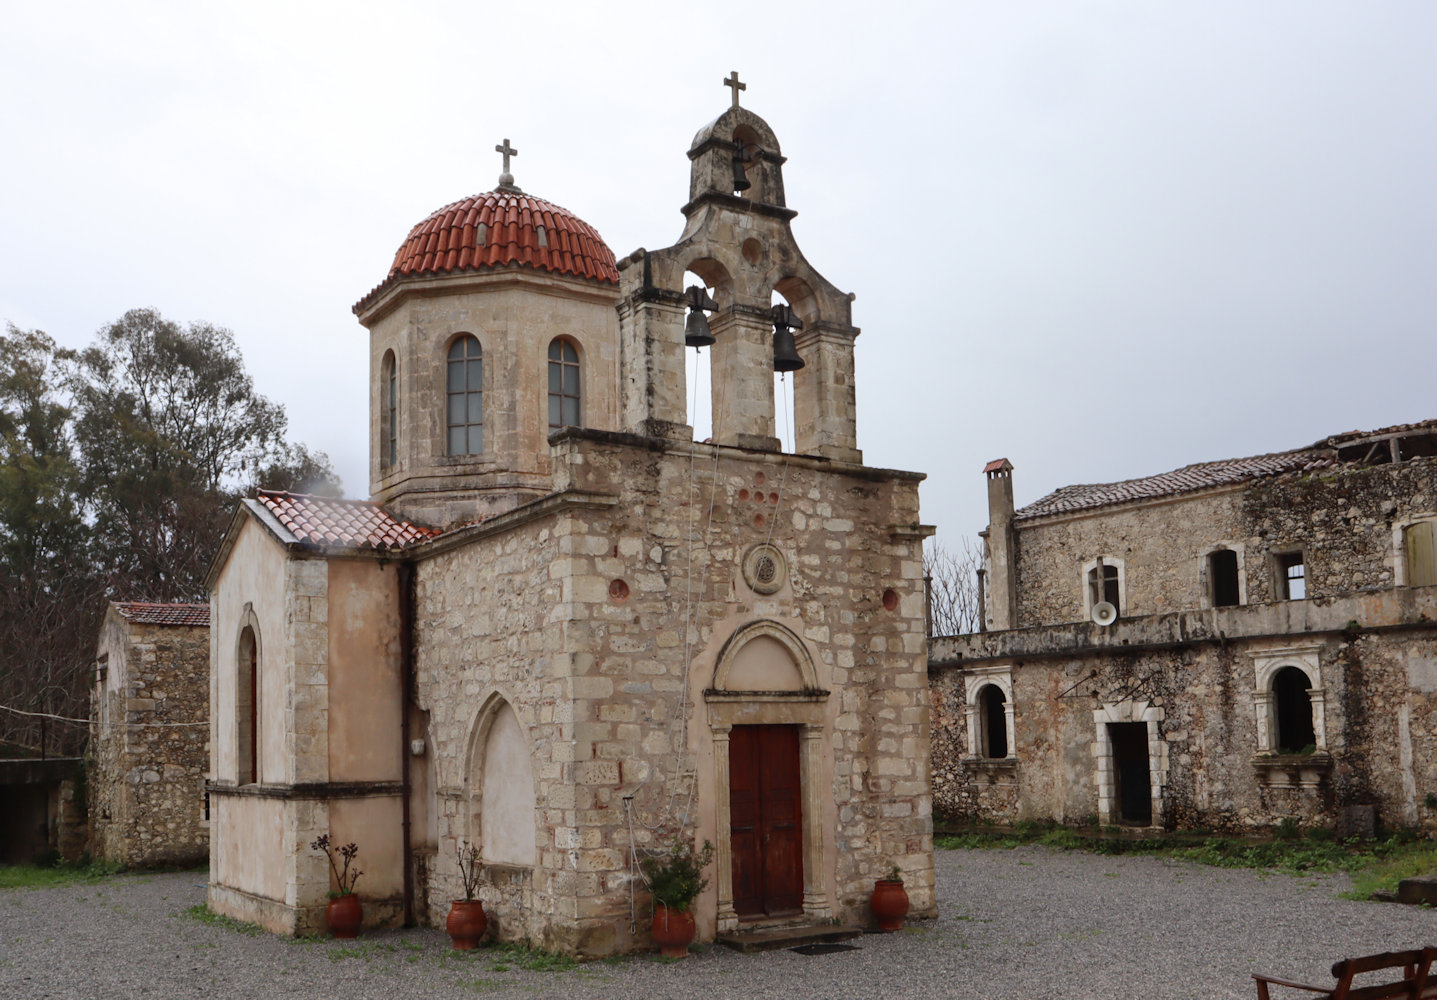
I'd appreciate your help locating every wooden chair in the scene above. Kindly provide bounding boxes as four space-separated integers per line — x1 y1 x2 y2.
1253 948 1436 1000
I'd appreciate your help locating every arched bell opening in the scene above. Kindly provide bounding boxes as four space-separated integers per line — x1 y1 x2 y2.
731 124 763 200
769 281 818 454
683 257 731 446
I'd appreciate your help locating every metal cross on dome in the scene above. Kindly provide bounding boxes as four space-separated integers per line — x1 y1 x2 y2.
496 138 518 189
723 71 746 108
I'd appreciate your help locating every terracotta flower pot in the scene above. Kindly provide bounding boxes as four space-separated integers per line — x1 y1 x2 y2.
650 903 696 958
446 898 488 950
325 893 363 938
869 879 909 932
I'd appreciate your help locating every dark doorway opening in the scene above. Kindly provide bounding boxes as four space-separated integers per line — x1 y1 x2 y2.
729 725 803 919
1108 722 1152 826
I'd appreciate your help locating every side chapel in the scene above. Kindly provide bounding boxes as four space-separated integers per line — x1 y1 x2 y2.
205 80 935 955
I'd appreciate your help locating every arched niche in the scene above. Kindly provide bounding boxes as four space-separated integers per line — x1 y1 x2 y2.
467 693 537 866
710 620 820 693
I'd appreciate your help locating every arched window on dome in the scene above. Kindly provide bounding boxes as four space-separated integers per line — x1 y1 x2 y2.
381 351 398 471
548 338 580 430
446 336 483 456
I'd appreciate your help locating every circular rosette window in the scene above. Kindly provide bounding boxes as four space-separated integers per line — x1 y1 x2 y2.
742 542 787 595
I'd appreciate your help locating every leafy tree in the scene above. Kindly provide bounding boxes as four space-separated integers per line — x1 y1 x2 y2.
62 308 293 600
0 326 101 754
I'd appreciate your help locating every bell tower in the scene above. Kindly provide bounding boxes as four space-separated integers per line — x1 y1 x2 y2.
616 75 862 463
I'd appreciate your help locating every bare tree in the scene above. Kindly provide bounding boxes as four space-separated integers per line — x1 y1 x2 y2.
924 535 983 637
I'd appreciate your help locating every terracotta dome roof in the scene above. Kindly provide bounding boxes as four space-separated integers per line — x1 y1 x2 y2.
355 189 618 312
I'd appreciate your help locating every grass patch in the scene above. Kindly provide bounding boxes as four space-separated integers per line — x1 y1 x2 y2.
0 858 123 889
486 940 577 972
937 825 1437 893
184 903 262 936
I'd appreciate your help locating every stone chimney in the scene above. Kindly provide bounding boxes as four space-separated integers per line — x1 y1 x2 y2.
983 459 1017 630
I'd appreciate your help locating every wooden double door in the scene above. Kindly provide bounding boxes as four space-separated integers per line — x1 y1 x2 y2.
729 725 804 919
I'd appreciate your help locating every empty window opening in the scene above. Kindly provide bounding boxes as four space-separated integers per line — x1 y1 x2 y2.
1108 722 1151 825
237 626 258 785
547 338 580 430
1210 549 1240 607
979 685 1008 759
381 351 397 470
1273 667 1316 753
1276 552 1306 600
1407 522 1436 587
446 336 483 455
1088 561 1120 612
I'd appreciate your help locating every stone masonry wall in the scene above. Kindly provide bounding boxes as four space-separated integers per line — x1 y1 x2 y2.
932 588 1437 833
90 615 209 867
413 428 932 956
1012 457 1437 628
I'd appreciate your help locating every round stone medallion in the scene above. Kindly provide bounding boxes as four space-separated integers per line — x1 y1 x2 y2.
743 543 787 595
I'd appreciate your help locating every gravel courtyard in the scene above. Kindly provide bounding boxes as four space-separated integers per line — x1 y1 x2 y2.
3 846 1434 1000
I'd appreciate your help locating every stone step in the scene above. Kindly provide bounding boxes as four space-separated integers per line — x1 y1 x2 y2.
717 922 864 953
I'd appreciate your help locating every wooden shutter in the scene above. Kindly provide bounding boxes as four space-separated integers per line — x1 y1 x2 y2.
1408 521 1436 588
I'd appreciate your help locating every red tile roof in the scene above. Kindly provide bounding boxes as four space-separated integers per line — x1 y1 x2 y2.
354 189 618 312
1017 450 1333 521
114 602 210 627
256 491 440 551
983 458 1013 474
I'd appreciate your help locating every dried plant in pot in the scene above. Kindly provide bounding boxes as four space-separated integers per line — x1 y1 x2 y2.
640 838 714 959
446 841 488 950
311 835 364 938
869 862 909 932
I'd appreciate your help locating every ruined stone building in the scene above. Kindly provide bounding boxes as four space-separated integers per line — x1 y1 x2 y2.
930 422 1437 834
89 601 211 867
205 85 935 954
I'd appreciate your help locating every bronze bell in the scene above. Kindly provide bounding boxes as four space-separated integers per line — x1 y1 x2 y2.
771 304 805 372
732 150 751 193
684 286 718 348
772 325 804 372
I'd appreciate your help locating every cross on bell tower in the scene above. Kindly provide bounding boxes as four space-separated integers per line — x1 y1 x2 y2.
723 71 745 108
496 138 519 191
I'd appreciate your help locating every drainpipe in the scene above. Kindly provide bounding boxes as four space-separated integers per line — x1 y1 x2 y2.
398 561 415 927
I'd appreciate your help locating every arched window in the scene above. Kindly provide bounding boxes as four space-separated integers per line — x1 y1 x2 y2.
978 684 1008 759
381 351 397 470
446 336 483 455
237 626 258 784
547 338 580 430
1272 666 1316 753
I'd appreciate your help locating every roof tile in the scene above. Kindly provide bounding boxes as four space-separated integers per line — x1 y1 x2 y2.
256 491 440 551
115 602 210 627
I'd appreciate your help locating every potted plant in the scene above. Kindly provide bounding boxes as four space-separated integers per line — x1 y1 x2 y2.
640 838 714 958
869 862 909 932
311 834 364 938
446 840 488 950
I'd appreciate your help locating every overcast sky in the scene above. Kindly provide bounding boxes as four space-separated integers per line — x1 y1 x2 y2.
3 1 1434 551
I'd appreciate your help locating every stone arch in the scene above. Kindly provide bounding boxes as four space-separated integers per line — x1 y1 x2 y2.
465 692 537 866
1252 646 1327 753
684 256 734 305
711 620 819 693
773 275 820 327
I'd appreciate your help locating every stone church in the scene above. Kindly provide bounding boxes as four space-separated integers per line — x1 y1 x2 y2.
930 422 1437 835
205 82 935 954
